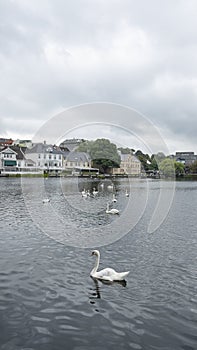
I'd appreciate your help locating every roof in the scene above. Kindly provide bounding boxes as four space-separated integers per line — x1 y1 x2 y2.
63 151 91 162
26 143 63 155
0 147 17 155
0 146 26 160
0 138 13 144
11 146 26 160
59 138 84 152
121 154 140 163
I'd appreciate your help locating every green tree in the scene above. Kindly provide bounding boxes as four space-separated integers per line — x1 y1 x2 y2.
154 152 166 163
78 138 121 173
189 160 197 174
159 158 184 177
77 140 93 153
175 162 185 176
150 155 159 171
135 150 152 172
118 147 135 154
150 152 166 171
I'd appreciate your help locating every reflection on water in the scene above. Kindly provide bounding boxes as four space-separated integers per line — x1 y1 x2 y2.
89 277 127 303
0 178 197 350
89 279 101 301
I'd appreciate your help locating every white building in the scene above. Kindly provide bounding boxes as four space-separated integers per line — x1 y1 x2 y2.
0 147 17 169
25 143 63 172
0 146 36 172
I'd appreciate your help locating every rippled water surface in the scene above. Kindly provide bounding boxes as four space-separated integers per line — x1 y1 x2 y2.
0 177 196 350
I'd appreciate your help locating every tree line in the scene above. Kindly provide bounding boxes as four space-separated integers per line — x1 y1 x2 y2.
77 138 196 177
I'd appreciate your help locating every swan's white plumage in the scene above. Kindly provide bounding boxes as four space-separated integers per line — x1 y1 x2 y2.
42 198 50 203
106 203 119 214
112 194 117 203
93 187 98 196
107 184 114 191
90 250 130 282
81 188 86 195
125 189 129 197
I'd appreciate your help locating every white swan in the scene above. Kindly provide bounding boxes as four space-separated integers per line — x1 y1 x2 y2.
93 187 98 196
125 189 129 197
81 189 88 198
106 203 119 214
107 184 114 191
42 198 50 203
90 250 130 282
112 194 117 203
100 182 104 190
81 188 86 196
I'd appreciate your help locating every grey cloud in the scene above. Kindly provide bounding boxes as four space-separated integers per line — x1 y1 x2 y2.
0 0 197 152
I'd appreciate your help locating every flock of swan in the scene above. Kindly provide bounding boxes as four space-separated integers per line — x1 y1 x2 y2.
80 183 129 216
42 181 130 283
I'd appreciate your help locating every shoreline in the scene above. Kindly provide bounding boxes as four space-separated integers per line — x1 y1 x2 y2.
1 173 197 180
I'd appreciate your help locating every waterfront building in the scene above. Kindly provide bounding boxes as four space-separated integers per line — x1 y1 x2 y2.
112 153 141 176
62 151 98 175
25 143 63 173
175 152 197 165
0 147 17 170
0 146 36 172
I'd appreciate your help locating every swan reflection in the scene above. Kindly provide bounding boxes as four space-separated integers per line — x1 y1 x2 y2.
89 276 127 303
89 278 101 301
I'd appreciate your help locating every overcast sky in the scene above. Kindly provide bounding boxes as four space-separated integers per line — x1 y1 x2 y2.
1 0 197 154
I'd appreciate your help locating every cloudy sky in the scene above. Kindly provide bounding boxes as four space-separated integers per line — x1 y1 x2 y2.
1 0 197 154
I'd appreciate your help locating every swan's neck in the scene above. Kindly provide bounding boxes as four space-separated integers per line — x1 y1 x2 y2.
91 253 100 274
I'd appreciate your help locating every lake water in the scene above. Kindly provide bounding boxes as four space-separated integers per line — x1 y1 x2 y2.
0 177 196 350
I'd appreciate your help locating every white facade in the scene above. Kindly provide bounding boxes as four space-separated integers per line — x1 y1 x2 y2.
26 144 63 171
0 147 17 168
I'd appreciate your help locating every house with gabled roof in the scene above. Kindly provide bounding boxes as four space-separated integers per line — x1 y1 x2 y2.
0 147 17 170
62 150 99 175
63 151 91 169
25 142 63 172
0 146 36 172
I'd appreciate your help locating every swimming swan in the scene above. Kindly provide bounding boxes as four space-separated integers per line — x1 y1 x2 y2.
112 194 117 203
106 203 119 214
42 198 50 203
90 250 130 282
93 187 98 196
81 189 87 197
